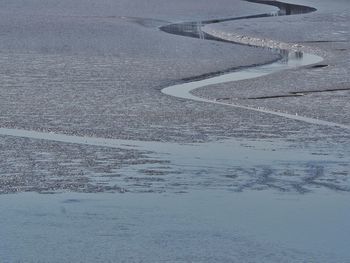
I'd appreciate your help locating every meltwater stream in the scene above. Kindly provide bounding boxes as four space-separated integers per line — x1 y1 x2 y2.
160 0 316 43
0 0 348 150
161 52 350 129
160 0 350 130
0 0 348 180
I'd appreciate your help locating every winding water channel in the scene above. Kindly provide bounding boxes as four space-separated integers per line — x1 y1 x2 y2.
160 0 316 44
160 0 350 130
1 0 348 149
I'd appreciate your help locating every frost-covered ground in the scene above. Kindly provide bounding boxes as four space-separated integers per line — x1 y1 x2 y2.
0 0 350 262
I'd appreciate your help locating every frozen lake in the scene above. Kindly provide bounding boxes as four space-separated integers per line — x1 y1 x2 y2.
0 0 349 261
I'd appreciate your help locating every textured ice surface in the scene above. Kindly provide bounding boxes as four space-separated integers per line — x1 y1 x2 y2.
1 132 349 194
0 135 169 194
0 26 281 143
0 0 349 193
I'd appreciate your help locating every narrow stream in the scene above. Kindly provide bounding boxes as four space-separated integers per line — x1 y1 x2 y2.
160 0 316 45
160 0 350 130
0 0 348 151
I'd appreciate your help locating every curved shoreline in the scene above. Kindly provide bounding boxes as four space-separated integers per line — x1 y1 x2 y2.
160 0 350 130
